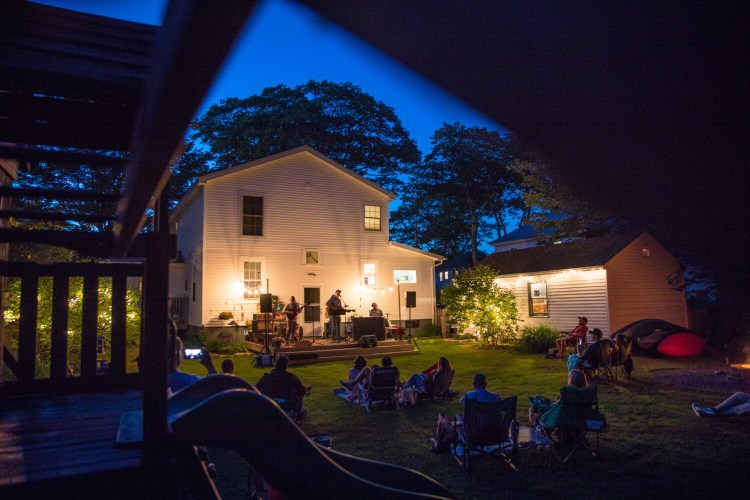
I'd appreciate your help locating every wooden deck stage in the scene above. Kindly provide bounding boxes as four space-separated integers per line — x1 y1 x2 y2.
247 338 421 365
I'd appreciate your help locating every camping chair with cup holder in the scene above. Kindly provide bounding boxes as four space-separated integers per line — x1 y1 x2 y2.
579 340 614 381
453 396 519 472
607 336 634 380
539 385 607 463
360 365 401 412
429 370 456 401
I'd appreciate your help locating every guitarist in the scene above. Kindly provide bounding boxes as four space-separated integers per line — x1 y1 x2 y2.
283 296 305 343
325 289 347 342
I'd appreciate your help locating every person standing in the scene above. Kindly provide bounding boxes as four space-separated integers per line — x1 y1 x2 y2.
283 296 302 343
325 289 346 342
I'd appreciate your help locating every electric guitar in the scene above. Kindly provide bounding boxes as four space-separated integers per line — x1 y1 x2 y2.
325 305 355 317
284 303 308 319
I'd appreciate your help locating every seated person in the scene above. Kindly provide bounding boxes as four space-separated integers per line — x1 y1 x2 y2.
459 373 500 404
692 392 750 417
556 316 589 358
529 367 588 426
341 356 399 402
221 358 235 375
578 329 615 371
168 337 217 394
403 356 453 398
256 355 308 417
613 333 634 376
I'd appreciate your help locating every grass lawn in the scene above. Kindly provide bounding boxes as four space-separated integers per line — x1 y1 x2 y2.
180 339 749 499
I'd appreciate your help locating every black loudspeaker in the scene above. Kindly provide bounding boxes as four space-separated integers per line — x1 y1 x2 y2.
406 291 416 308
358 335 377 348
259 293 273 313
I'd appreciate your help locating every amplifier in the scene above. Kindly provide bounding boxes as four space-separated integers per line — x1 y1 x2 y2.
358 335 378 348
352 316 385 340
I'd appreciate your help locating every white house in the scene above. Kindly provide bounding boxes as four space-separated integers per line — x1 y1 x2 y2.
170 146 444 339
480 231 688 337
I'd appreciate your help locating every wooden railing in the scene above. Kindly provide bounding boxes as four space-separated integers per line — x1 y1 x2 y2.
0 261 143 395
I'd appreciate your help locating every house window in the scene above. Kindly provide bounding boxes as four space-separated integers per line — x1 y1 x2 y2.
364 204 381 231
243 261 262 299
242 195 264 236
528 282 548 317
642 242 650 257
394 270 416 283
304 248 320 265
363 262 377 287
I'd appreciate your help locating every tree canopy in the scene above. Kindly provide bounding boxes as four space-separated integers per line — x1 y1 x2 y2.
188 80 420 195
390 123 521 262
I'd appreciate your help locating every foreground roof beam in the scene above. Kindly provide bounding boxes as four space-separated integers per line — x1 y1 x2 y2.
114 0 258 256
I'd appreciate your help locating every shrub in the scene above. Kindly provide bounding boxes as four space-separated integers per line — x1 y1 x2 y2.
218 311 234 320
515 324 561 354
417 323 443 338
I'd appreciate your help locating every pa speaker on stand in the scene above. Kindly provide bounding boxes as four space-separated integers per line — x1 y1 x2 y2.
259 294 273 355
404 291 418 349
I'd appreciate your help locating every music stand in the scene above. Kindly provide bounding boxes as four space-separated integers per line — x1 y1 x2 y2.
405 301 419 350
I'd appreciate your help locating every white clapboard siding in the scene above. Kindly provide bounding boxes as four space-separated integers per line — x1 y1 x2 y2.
604 232 688 331
172 147 441 329
496 267 610 336
174 191 205 327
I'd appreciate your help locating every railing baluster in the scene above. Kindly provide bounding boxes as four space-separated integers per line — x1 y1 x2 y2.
81 275 99 379
18 275 39 383
110 274 127 376
50 272 70 381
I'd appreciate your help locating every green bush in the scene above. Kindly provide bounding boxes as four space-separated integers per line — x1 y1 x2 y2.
515 324 560 354
417 323 442 338
218 311 234 320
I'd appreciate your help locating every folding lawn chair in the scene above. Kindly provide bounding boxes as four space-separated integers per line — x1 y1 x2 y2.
539 385 607 463
430 370 456 401
453 396 519 472
608 335 634 380
360 366 401 412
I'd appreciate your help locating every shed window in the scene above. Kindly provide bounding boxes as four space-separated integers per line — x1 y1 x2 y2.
528 282 548 317
243 261 262 299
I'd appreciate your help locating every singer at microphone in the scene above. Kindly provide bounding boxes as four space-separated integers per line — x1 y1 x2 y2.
325 289 345 342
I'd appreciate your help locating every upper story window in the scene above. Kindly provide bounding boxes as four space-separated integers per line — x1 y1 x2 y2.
242 195 264 236
364 204 381 231
528 282 549 317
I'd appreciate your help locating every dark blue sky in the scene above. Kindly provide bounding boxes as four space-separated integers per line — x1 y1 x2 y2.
36 0 503 154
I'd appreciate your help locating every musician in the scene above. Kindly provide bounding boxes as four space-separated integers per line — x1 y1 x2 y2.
369 302 383 317
325 289 346 342
283 296 302 343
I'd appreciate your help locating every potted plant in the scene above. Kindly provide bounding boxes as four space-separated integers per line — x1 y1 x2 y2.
218 311 234 321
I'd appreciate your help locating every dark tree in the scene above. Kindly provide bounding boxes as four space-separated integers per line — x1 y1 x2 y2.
189 80 420 194
392 123 519 263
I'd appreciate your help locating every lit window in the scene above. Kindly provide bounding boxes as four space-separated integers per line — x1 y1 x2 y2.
642 242 650 257
363 263 377 286
243 261 261 299
394 270 417 283
364 205 381 231
242 196 263 236
528 282 548 317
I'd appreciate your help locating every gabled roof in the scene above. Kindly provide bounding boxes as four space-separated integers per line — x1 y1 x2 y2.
490 225 550 245
172 146 396 220
435 253 473 270
389 240 444 260
480 231 644 276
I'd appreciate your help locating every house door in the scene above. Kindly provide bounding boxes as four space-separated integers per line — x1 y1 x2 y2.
303 287 321 337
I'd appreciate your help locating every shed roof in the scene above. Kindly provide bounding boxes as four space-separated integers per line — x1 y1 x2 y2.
480 232 643 276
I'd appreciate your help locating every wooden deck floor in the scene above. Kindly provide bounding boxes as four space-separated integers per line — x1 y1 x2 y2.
0 390 143 492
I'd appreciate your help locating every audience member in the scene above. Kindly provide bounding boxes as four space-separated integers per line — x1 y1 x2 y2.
459 373 500 404
556 316 589 358
256 355 308 417
692 392 750 417
168 337 217 394
221 358 235 375
403 356 453 398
